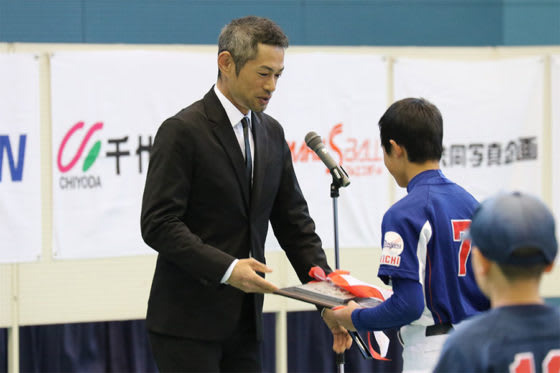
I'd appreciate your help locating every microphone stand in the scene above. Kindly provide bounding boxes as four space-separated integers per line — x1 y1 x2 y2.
330 173 373 372
331 181 342 270
330 178 346 373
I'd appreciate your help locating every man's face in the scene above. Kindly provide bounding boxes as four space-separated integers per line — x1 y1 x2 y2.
228 43 285 114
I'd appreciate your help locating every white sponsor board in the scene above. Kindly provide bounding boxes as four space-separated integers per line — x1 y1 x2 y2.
0 54 42 262
51 50 391 259
51 51 216 259
266 53 391 250
393 57 544 203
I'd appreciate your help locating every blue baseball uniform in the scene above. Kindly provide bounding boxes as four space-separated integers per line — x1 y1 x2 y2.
434 304 560 373
378 169 489 324
351 169 489 372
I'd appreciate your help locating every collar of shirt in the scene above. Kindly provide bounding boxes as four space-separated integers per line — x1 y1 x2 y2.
213 85 252 129
407 169 445 193
213 85 254 173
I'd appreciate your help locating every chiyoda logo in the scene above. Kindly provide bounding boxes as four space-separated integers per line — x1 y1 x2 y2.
288 123 383 177
57 121 103 190
55 121 153 191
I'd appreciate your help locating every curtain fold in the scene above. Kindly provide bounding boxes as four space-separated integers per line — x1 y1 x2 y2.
287 311 402 373
4 312 402 372
19 321 157 373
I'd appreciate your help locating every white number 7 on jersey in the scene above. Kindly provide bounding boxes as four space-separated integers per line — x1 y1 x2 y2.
451 220 472 277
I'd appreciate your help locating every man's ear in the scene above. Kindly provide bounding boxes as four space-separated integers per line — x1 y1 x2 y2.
217 51 235 78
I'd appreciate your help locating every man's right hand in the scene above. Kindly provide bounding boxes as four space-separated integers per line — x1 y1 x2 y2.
226 258 279 293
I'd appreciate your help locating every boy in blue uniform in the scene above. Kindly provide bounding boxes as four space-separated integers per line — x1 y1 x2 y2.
434 191 560 373
323 97 489 372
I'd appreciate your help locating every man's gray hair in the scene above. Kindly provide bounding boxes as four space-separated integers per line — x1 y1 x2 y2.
218 16 289 77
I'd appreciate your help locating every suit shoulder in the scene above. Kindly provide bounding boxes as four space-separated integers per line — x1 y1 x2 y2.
254 111 279 127
172 98 207 125
156 99 207 134
255 111 284 136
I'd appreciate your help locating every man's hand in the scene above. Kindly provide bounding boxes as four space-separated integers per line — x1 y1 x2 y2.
321 308 353 353
323 300 361 331
226 258 278 293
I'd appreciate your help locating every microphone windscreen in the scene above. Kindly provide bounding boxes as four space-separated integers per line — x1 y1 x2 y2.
305 131 322 150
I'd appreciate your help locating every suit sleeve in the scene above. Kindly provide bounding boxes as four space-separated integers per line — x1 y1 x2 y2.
140 118 235 286
269 130 331 284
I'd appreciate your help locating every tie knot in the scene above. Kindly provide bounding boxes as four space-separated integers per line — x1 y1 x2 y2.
241 116 250 129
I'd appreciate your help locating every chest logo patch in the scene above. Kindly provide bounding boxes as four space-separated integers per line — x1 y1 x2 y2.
381 231 404 267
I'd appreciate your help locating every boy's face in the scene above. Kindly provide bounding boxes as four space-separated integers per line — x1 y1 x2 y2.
471 247 490 298
383 144 407 188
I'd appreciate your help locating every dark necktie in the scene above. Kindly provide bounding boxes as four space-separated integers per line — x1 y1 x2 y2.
241 116 252 190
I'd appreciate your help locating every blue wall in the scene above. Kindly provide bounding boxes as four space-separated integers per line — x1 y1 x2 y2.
503 0 560 45
0 0 558 46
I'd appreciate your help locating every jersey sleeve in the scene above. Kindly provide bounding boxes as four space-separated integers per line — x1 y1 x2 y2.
351 278 424 331
377 205 424 284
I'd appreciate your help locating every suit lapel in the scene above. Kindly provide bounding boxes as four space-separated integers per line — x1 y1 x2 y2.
204 88 251 208
250 113 268 210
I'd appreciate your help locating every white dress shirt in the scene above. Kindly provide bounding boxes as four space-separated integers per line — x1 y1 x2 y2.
213 85 254 283
213 85 254 179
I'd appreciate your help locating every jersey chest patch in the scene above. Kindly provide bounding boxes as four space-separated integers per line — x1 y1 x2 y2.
380 231 404 267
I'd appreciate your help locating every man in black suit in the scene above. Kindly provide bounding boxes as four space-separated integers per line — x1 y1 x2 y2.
141 16 351 372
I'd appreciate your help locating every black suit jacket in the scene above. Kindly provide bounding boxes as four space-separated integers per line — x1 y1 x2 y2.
141 87 330 341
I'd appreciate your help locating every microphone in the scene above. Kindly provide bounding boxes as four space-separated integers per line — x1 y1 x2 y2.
305 131 350 187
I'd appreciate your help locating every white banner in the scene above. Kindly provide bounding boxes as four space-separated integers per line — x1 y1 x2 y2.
267 53 390 250
393 57 544 203
51 51 216 259
0 54 42 263
51 50 391 260
551 55 560 238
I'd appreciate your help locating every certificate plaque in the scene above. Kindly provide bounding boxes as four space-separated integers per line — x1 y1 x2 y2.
274 281 382 309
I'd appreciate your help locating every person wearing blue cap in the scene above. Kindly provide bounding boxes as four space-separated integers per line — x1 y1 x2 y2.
434 191 560 373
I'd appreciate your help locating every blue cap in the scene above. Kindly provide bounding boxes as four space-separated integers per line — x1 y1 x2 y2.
468 191 558 266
